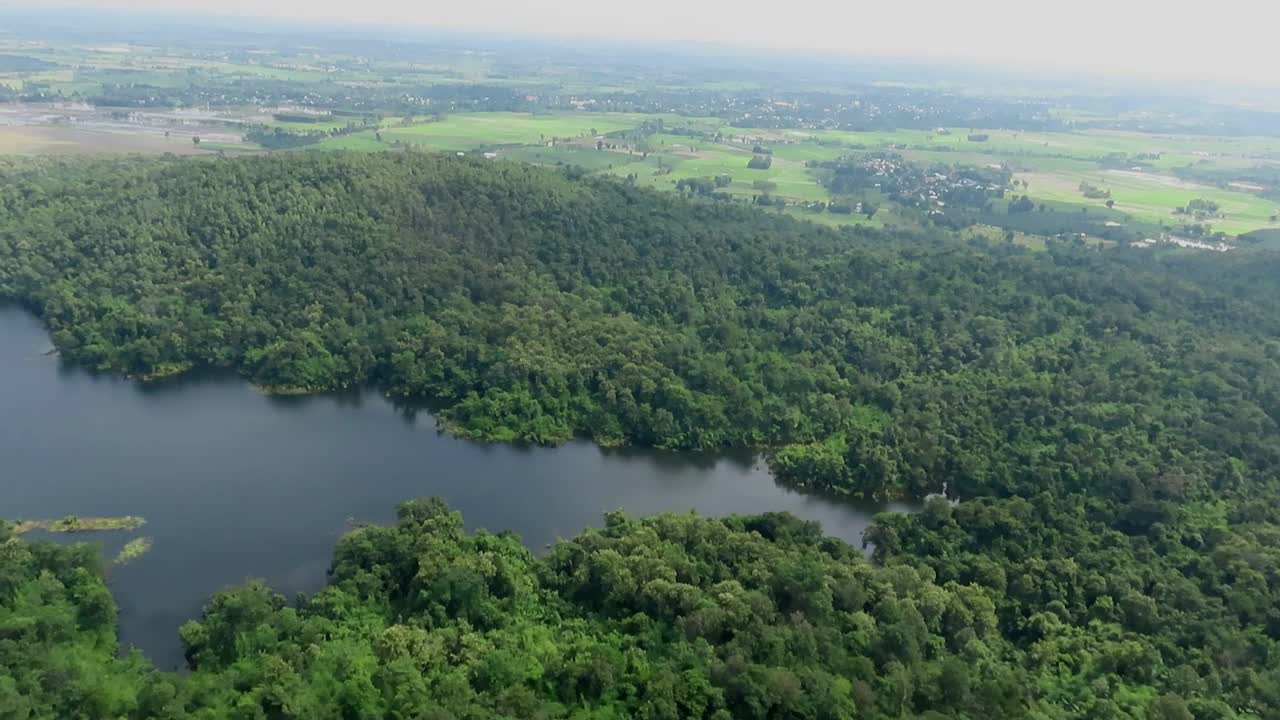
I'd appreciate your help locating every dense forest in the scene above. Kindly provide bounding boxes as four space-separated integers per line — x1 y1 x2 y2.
6 495 1280 719
2 153 1278 500
0 499 1232 719
4 152 1280 716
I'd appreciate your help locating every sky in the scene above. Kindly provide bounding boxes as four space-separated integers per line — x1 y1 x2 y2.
32 0 1280 90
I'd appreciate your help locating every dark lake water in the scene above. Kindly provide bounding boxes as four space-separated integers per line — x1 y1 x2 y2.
0 305 915 668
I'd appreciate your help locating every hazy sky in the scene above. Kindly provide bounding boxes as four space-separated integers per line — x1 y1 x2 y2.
38 0 1280 89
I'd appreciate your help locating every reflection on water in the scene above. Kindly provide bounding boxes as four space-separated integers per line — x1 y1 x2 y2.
598 443 750 472
0 305 915 669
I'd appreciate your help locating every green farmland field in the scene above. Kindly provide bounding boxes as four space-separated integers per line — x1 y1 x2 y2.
1019 168 1280 235
377 112 647 150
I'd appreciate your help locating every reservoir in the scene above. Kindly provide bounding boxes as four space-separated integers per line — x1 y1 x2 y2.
0 305 914 668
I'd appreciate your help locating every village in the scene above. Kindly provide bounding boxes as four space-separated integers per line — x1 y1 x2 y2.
814 152 1012 215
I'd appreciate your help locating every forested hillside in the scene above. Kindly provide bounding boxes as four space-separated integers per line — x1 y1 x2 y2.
2 153 1279 501
5 152 1280 717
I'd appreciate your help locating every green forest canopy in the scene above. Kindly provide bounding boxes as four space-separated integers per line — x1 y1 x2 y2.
3 152 1280 717
4 498 1274 719
2 153 1279 501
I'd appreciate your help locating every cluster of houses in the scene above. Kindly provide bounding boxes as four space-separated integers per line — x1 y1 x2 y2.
851 155 1008 215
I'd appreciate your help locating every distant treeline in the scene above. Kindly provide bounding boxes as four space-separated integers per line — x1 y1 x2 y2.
245 116 380 149
0 54 57 72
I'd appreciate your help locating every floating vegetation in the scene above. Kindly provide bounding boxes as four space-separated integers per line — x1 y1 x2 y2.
13 515 146 534
112 537 153 565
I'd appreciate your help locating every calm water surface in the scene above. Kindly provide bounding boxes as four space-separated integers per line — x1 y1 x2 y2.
0 306 915 668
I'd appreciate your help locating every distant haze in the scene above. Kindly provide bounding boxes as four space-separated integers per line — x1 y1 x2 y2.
34 0 1280 91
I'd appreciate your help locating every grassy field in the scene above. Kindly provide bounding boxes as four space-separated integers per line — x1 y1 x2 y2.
1018 168 1279 235
0 126 79 154
501 144 635 171
0 125 224 155
784 126 1280 163
647 155 832 203
315 132 390 152
378 112 648 150
961 224 1050 251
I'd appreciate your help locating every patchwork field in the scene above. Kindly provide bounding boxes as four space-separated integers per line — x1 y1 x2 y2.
0 95 1274 238
1018 169 1279 236
378 112 653 150
784 126 1280 165
2 32 1275 241
315 112 1280 238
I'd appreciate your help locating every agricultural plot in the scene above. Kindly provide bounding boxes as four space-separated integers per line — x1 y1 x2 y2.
0 126 79 154
312 132 389 152
500 144 636 171
377 112 648 150
789 126 1280 164
581 136 831 204
1019 169 1280 236
0 125 224 155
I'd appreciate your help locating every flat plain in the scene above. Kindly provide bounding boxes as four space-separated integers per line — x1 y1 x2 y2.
0 37 1276 240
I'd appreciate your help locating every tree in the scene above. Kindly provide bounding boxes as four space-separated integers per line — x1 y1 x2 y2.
1147 694 1193 720
1008 195 1035 213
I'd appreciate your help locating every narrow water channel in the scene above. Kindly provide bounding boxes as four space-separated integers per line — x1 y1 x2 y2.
0 306 916 668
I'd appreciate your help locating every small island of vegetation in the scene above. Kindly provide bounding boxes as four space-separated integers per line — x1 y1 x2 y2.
12 515 146 534
111 537 153 566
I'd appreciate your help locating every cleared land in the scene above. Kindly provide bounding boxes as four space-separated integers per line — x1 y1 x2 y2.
0 125 228 155
1019 169 1278 235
